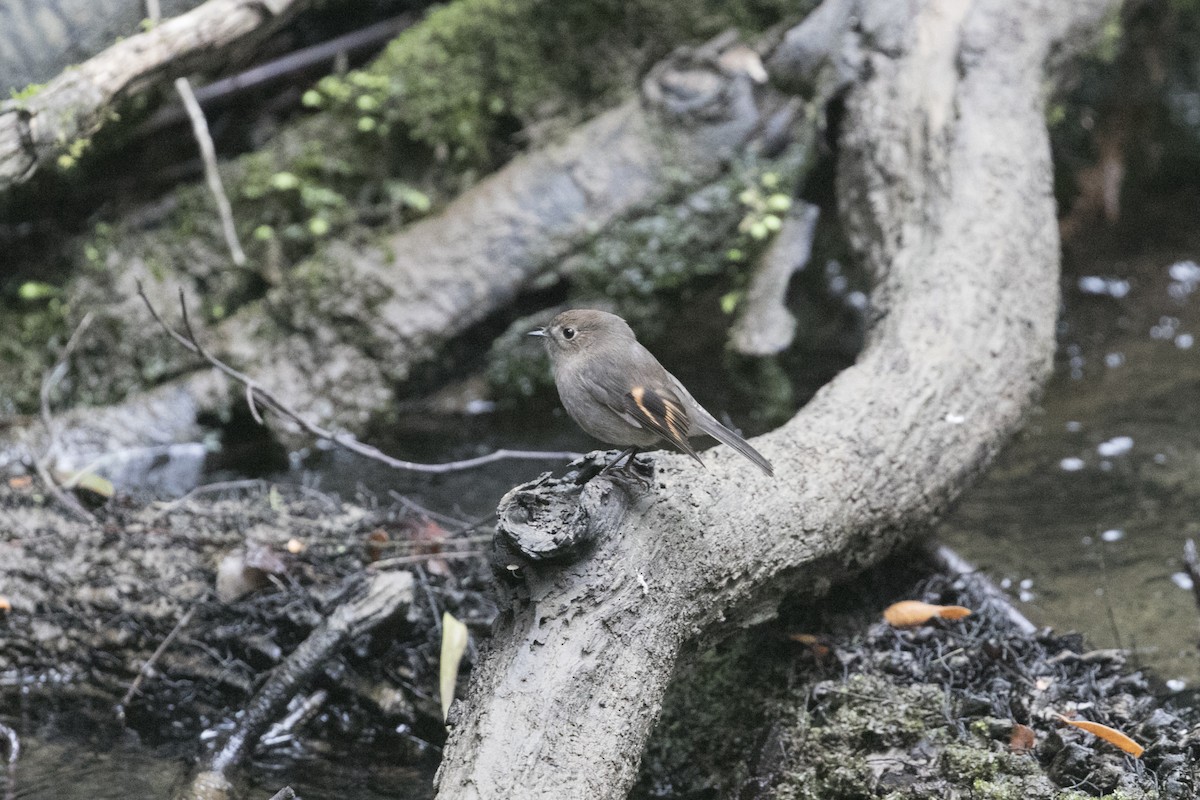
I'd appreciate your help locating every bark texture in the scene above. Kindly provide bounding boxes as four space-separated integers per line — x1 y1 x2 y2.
0 0 307 189
432 0 1119 797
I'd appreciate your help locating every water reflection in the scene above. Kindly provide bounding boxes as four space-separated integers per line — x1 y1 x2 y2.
939 250 1200 688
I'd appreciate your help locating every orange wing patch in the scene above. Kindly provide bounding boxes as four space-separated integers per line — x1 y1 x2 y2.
625 386 703 465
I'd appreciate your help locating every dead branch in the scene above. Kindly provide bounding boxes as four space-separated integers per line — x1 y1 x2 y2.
136 282 584 473
0 0 312 190
177 570 414 800
730 202 820 356
139 15 414 133
116 604 200 722
33 312 96 522
174 77 246 265
929 544 1037 636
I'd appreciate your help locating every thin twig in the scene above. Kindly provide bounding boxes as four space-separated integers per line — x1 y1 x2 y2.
0 721 18 800
136 282 585 473
139 16 414 133
39 311 95 453
370 550 486 569
116 604 199 721
175 77 246 266
260 689 328 747
388 490 496 533
1184 539 1200 614
35 312 97 523
150 479 268 518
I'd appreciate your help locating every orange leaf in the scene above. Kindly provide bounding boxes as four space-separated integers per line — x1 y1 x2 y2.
1055 714 1144 757
0 596 10 613
7 475 32 491
883 600 974 627
787 633 831 657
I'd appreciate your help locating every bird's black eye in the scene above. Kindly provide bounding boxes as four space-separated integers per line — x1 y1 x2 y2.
562 327 576 340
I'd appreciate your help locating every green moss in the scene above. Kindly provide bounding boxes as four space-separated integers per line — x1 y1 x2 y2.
55 137 92 170
8 82 45 103
0 289 68 414
485 148 812 404
312 0 815 169
767 674 1111 800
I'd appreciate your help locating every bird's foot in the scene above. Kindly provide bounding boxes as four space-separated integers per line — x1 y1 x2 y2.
572 448 654 487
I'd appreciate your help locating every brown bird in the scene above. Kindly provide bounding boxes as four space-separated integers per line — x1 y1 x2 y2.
531 309 774 477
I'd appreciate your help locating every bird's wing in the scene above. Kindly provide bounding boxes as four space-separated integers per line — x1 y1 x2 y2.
620 384 705 466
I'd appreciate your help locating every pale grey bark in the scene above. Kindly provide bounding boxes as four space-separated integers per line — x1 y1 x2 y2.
432 0 1120 797
0 0 205 92
0 0 307 189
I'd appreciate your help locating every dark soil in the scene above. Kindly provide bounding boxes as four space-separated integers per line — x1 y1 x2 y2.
635 546 1200 800
0 480 495 762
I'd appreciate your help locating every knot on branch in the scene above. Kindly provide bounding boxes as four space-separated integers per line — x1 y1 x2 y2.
495 456 646 563
642 33 759 125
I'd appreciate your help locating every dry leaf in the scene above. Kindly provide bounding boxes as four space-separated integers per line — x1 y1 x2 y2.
406 518 451 576
56 469 114 499
7 475 32 491
365 528 390 562
788 633 831 657
884 600 973 627
1055 713 1144 757
440 612 469 722
1010 723 1036 753
215 549 270 603
0 596 11 613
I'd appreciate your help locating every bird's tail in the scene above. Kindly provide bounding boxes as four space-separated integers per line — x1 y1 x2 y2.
693 415 774 477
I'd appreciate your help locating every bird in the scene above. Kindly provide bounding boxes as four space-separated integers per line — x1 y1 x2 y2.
530 309 774 477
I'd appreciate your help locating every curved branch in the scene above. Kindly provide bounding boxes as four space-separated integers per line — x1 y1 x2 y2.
433 0 1119 797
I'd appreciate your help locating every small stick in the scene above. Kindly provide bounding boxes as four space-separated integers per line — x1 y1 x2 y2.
1184 539 1200 614
0 720 19 800
137 282 585 474
35 312 96 522
387 490 496 533
117 604 199 722
175 77 246 266
370 550 485 569
928 544 1037 635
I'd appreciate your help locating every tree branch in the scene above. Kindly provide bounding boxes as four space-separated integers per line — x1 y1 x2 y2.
0 0 310 190
136 282 584 474
433 0 1121 796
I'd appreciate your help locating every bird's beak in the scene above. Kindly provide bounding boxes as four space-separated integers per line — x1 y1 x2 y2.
528 327 547 338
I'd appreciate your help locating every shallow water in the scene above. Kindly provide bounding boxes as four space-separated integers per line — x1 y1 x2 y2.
938 246 1200 689
0 709 435 800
